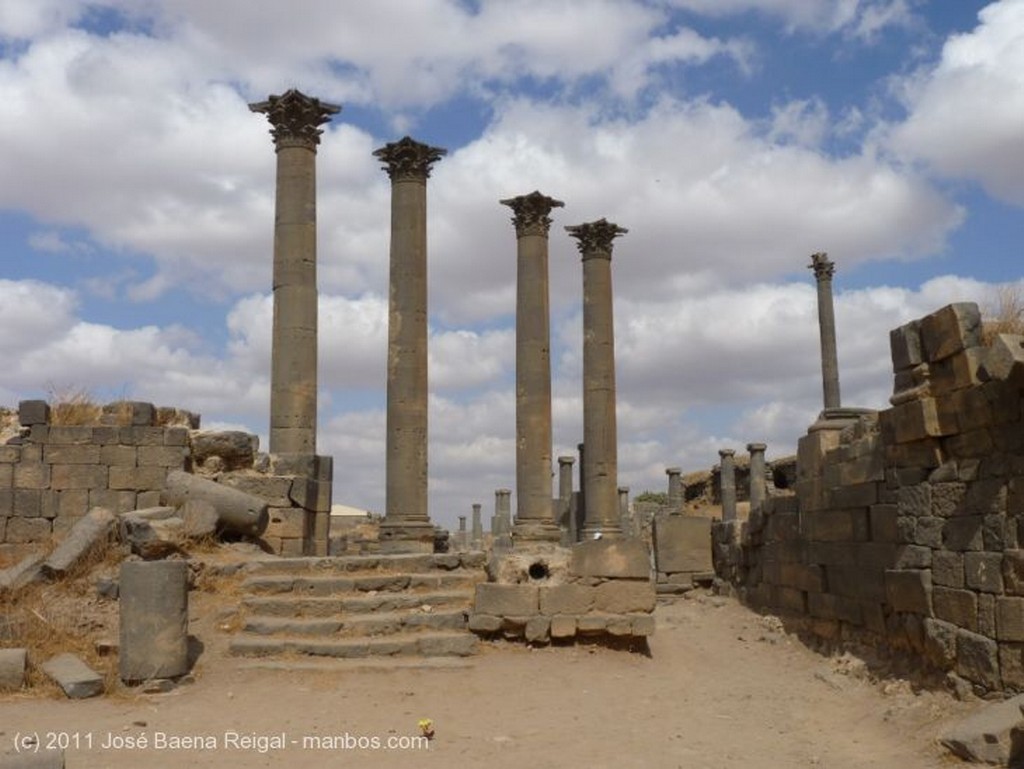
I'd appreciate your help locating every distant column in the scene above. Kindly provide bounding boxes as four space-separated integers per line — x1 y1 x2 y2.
719 449 737 522
374 137 447 552
457 516 467 551
666 466 683 511
618 486 631 536
558 456 576 545
471 503 483 549
566 219 628 539
494 488 512 552
810 252 841 411
501 191 564 544
249 89 340 455
747 442 767 515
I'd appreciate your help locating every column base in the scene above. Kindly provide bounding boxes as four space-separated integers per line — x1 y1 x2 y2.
579 524 624 541
511 519 563 545
378 518 436 554
809 406 877 433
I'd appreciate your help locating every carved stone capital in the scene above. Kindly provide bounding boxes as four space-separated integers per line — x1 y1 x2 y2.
565 218 628 259
500 191 564 238
249 89 340 151
809 252 835 281
373 136 447 182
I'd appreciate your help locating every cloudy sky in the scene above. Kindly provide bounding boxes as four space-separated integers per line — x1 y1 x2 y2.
0 0 1022 529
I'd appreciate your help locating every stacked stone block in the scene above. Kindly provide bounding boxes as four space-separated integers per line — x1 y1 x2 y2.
712 302 1024 692
0 400 190 561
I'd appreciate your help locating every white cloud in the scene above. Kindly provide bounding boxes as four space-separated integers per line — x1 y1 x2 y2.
662 0 914 38
886 0 1024 205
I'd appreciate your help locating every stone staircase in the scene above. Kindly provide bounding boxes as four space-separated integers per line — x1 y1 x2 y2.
229 552 488 660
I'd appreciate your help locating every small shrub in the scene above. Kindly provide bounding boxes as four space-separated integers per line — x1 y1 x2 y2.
982 285 1024 345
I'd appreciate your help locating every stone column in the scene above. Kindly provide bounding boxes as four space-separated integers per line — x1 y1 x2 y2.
747 442 767 515
810 252 841 411
494 488 512 552
501 191 564 543
618 486 631 536
666 466 683 511
719 449 737 522
374 137 447 552
471 503 483 549
567 219 628 539
457 516 467 551
558 456 576 545
250 90 339 455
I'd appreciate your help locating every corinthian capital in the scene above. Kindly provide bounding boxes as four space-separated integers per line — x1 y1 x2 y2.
809 252 835 281
499 191 564 237
373 137 447 182
249 89 340 151
565 218 628 259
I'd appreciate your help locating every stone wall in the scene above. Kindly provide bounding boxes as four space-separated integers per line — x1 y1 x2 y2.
0 400 332 561
713 303 1024 693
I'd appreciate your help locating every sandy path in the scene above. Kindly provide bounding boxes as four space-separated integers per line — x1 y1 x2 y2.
0 591 968 768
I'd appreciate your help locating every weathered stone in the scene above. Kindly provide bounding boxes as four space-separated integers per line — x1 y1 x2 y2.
890 320 923 371
0 555 44 592
571 538 651 579
933 587 978 631
897 484 931 518
473 583 539 616
965 551 1004 594
593 580 656 613
468 613 502 632
979 593 997 639
933 551 965 588
884 569 931 614
119 560 189 682
181 499 218 538
5 517 50 542
576 614 608 633
549 614 577 638
524 616 551 643
996 596 1024 642
42 507 115 578
631 614 656 636
18 400 50 426
920 302 982 363
943 516 984 551
894 545 931 569
539 584 593 615
999 644 1024 689
40 653 103 698
108 465 167 492
0 648 26 691
923 618 957 667
940 693 1024 766
956 628 1000 690
161 470 269 536
13 462 50 490
190 430 258 470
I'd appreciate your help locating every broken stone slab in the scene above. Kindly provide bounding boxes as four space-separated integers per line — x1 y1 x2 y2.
0 748 66 768
40 653 104 699
119 511 186 559
0 554 45 593
119 560 190 683
0 648 27 691
940 693 1024 766
161 470 269 536
41 508 116 579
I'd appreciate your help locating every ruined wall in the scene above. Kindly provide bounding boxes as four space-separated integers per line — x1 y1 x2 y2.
713 303 1024 692
0 400 331 561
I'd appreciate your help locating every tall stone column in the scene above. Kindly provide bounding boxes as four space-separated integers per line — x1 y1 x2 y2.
250 90 339 455
566 219 628 539
493 488 512 552
747 442 767 515
810 252 841 411
558 455 576 545
457 516 467 551
618 486 631 535
374 137 446 552
719 449 737 522
501 191 564 543
666 466 683 511
471 503 483 549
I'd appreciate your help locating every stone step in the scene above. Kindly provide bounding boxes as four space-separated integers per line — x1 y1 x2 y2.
243 552 486 576
241 571 485 596
242 589 472 617
242 609 469 638
229 631 478 659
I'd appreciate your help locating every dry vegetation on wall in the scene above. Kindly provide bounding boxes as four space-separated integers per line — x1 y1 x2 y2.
981 285 1024 345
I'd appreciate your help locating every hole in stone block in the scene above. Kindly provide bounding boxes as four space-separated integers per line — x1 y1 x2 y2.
528 561 550 580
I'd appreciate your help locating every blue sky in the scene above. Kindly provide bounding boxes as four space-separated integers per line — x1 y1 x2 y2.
0 0 1021 529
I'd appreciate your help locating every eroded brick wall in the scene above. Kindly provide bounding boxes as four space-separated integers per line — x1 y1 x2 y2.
713 302 1024 692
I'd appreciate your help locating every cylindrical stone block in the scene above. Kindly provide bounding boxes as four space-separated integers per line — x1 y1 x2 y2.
161 470 269 536
471 503 483 548
719 449 737 522
119 560 189 683
747 442 768 514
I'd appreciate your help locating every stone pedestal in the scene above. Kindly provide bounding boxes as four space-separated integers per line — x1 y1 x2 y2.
374 137 446 552
718 449 737 522
501 191 564 544
249 90 339 455
810 252 841 411
747 442 767 515
567 219 628 540
119 560 189 683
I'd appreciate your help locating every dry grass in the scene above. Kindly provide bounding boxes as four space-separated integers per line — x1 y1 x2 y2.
982 285 1024 345
46 386 103 426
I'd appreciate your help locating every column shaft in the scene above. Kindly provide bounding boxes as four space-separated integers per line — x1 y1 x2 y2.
747 442 767 515
810 253 841 410
719 449 737 522
666 467 683 511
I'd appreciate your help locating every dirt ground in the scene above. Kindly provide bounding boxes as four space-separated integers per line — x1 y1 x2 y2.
0 577 974 769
